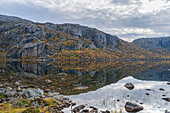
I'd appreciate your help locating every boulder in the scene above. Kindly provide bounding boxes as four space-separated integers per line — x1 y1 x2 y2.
14 82 20 86
58 73 67 76
159 88 165 91
124 83 135 90
44 89 51 93
162 98 170 102
165 110 170 113
100 110 110 113
90 106 98 113
125 102 143 112
81 109 89 113
45 79 51 83
73 105 85 113
22 88 43 98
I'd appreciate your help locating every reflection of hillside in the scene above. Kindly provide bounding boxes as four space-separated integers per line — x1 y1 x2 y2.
7 62 46 76
0 60 169 95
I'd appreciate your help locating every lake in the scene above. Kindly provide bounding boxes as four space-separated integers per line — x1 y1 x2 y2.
0 60 169 113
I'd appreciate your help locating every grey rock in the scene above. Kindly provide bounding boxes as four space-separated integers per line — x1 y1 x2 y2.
100 110 110 113
124 83 135 90
159 88 165 91
44 89 51 93
14 82 20 86
165 109 170 113
22 88 43 98
58 73 67 76
132 37 170 51
81 109 89 113
45 79 51 83
162 97 170 102
0 70 5 73
7 87 12 91
125 102 144 112
73 105 85 113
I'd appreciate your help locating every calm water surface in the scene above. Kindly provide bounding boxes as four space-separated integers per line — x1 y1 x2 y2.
0 60 169 112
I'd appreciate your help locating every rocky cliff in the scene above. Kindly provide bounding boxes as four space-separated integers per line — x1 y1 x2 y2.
132 37 170 52
0 15 120 58
0 14 168 59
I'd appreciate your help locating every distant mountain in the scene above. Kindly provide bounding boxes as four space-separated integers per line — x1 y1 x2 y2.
132 37 170 52
0 14 169 59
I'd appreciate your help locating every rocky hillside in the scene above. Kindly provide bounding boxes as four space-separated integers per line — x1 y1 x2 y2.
0 14 168 59
132 37 170 52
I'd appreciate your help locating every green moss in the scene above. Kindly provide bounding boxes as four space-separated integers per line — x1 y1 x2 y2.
0 94 5 99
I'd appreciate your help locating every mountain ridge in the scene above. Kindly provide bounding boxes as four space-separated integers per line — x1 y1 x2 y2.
0 14 169 59
132 37 170 52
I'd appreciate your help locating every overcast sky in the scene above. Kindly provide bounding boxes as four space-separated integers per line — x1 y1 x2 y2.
0 0 170 42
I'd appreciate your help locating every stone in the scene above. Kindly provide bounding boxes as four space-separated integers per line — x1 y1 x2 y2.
45 79 51 83
162 98 170 102
167 83 170 85
145 89 154 91
71 102 76 106
58 73 67 76
100 110 110 113
125 102 143 112
165 109 170 113
73 105 85 113
81 109 89 113
22 88 43 98
159 88 165 91
25 104 29 107
14 82 20 86
0 70 5 73
124 83 135 90
146 93 149 95
44 89 51 93
74 86 89 90
7 87 12 91
53 92 59 96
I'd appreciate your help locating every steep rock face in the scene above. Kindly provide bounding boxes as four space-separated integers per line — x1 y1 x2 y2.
8 37 46 58
0 15 121 58
18 42 46 57
46 23 119 49
0 14 168 59
132 37 170 51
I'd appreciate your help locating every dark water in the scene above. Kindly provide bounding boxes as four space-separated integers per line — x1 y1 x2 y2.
0 60 169 112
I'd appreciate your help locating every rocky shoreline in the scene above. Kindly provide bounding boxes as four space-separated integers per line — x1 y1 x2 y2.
0 68 169 113
0 87 75 113
0 84 146 113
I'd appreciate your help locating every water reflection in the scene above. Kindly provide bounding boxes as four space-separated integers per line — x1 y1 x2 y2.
64 77 170 113
0 60 169 95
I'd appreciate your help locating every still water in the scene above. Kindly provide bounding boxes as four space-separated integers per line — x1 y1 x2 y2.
0 60 169 112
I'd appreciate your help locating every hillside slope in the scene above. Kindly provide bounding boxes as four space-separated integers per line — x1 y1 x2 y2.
0 14 169 59
132 37 170 52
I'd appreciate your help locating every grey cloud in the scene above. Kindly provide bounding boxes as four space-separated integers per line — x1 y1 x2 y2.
0 0 170 42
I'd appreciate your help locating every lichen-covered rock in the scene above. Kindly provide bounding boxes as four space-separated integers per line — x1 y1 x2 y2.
22 88 43 98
